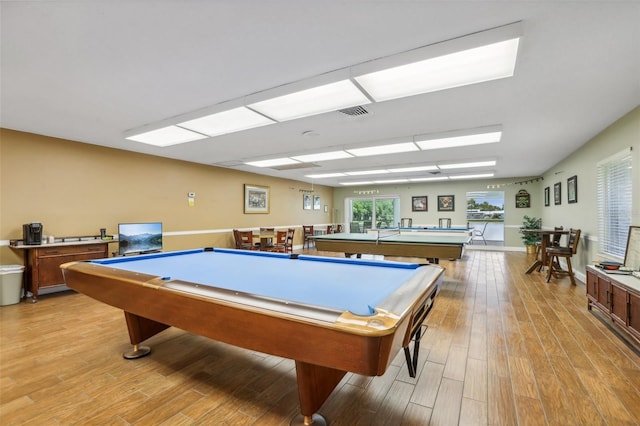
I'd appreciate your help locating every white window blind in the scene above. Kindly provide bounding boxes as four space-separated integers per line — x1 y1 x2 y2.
597 148 633 259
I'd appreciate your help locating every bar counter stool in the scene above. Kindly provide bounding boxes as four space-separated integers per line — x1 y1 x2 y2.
546 228 581 285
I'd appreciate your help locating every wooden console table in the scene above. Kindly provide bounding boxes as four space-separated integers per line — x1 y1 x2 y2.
10 237 115 302
586 265 640 345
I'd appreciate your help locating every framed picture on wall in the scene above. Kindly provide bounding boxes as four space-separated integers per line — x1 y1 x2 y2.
244 184 270 214
567 175 577 203
544 186 550 206
554 182 561 205
313 195 321 210
515 190 530 208
437 195 455 212
303 194 312 210
411 196 428 212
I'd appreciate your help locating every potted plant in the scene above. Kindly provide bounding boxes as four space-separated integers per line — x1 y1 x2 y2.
520 215 542 254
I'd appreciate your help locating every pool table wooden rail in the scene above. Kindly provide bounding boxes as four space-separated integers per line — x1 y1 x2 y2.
61 257 443 424
313 237 466 261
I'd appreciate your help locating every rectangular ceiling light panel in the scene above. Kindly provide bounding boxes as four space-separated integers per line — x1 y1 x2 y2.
346 142 419 157
438 160 497 169
416 131 502 150
245 158 300 168
179 107 275 137
125 126 207 147
248 80 371 122
355 38 520 102
388 165 438 173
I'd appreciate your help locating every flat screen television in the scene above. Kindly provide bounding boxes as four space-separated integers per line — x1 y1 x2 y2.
118 222 163 256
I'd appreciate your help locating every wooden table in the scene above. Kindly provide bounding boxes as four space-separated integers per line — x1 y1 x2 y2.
252 230 275 250
523 229 569 274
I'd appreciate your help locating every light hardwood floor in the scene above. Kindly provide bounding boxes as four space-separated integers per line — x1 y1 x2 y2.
1 250 639 425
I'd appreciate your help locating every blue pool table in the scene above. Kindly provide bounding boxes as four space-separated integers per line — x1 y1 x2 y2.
61 248 443 425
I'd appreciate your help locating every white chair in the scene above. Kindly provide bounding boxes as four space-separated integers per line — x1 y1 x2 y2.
438 218 451 228
472 222 488 245
399 218 412 228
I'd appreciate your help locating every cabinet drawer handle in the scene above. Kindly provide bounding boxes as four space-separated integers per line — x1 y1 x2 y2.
89 248 103 251
44 250 60 254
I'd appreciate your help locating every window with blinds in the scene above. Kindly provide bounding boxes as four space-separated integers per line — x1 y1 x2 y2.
597 148 633 259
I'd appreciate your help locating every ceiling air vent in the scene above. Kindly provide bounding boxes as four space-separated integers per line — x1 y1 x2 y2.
338 105 369 117
271 163 320 171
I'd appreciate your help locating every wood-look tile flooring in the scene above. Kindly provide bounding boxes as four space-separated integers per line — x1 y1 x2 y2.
1 250 639 425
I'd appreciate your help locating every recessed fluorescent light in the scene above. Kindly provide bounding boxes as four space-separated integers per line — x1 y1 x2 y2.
355 38 520 102
305 173 347 178
248 80 371 122
125 126 208 147
438 160 497 169
344 170 389 176
415 131 502 150
339 181 375 186
245 158 300 168
179 107 275 137
292 151 353 162
449 173 495 180
373 178 409 184
409 177 449 182
346 142 419 157
388 165 439 173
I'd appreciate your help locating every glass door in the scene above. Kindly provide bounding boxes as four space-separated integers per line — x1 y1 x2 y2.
466 191 505 245
347 196 399 232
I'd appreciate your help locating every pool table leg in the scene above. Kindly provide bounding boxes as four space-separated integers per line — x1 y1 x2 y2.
122 312 170 359
293 360 346 425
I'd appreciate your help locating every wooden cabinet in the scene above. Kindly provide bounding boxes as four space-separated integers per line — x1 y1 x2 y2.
12 241 110 302
586 265 640 344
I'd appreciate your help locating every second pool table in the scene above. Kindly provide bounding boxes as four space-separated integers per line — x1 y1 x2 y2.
61 248 443 425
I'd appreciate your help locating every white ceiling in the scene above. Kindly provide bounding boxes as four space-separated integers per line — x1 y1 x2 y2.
2 1 639 187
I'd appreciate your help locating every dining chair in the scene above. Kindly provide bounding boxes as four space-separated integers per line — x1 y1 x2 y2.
326 224 334 234
349 222 362 233
233 229 255 250
335 224 343 233
303 225 314 249
284 228 295 252
546 228 581 285
438 218 451 228
269 230 289 252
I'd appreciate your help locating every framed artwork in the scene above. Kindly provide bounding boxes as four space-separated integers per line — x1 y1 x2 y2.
303 194 312 210
437 195 455 212
313 195 321 210
411 196 428 212
554 182 561 205
515 189 530 208
244 184 269 214
544 186 550 207
567 175 578 203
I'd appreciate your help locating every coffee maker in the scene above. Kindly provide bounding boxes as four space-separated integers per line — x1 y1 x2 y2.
23 222 43 245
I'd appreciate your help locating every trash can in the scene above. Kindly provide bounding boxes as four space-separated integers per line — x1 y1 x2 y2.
0 265 25 306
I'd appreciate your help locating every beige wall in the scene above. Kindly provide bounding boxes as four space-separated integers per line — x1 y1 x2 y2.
0 129 333 264
2 106 638 274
